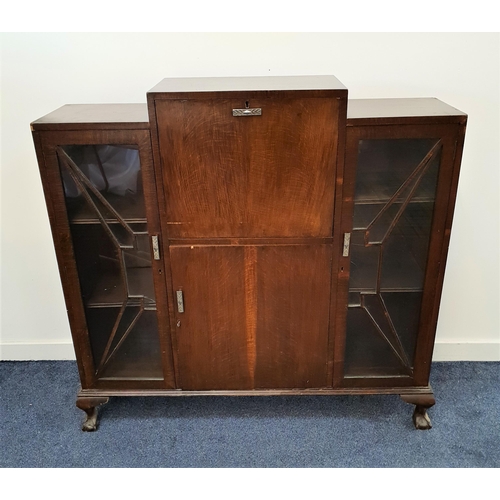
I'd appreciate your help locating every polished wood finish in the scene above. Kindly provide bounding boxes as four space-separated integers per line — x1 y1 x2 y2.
414 122 467 386
169 245 251 390
154 97 342 238
79 386 434 397
347 98 467 126
169 244 333 390
148 75 347 99
31 104 149 131
32 79 466 430
253 245 332 389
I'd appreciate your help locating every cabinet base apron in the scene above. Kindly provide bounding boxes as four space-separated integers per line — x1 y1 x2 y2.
76 386 435 431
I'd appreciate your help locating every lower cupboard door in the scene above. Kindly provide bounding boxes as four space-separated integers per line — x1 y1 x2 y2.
169 245 333 390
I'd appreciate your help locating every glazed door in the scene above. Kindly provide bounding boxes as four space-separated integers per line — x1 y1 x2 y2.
169 244 333 390
337 124 462 387
40 130 175 388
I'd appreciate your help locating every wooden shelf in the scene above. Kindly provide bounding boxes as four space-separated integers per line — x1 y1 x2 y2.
353 199 434 231
65 191 147 225
86 267 156 308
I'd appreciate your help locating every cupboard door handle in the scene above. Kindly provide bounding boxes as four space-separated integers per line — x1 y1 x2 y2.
151 235 160 260
176 290 184 313
232 108 262 116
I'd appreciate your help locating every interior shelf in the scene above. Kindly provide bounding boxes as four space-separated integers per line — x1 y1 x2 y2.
65 191 147 224
353 199 435 231
349 237 429 293
354 176 438 205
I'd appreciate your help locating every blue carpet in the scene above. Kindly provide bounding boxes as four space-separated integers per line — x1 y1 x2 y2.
1 361 498 467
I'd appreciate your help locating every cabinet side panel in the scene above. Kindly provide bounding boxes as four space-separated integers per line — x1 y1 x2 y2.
34 131 95 387
413 122 466 385
155 97 340 238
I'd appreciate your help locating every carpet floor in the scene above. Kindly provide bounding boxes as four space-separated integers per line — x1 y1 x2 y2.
1 361 498 467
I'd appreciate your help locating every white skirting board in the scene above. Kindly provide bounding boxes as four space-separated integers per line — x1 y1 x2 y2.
431 341 500 362
0 342 77 361
1 341 499 362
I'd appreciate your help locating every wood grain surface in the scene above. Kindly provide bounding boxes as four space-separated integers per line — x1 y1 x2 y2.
169 245 251 390
148 75 347 99
169 244 333 390
253 245 332 389
31 104 150 131
155 97 341 238
347 98 466 126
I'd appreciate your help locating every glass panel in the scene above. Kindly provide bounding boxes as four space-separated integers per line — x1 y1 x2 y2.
61 145 146 224
58 145 163 381
344 138 441 378
354 139 438 203
345 307 409 377
86 309 162 380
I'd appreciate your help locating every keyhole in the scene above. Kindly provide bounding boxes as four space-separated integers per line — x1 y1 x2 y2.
245 101 249 109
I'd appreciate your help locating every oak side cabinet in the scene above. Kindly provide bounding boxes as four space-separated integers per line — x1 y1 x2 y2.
31 76 467 431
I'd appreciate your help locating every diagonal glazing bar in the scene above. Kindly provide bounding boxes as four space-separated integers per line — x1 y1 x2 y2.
96 302 127 374
57 147 135 240
361 295 411 372
98 300 145 374
377 293 411 368
61 163 128 250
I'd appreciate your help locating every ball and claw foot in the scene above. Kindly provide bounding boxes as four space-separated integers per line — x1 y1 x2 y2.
76 397 109 432
81 407 99 432
400 393 435 430
413 405 432 430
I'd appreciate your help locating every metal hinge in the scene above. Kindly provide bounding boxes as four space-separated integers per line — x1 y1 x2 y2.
342 233 351 257
176 290 184 313
151 235 160 260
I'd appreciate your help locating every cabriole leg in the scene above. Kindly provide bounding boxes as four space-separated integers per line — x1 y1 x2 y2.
400 393 435 430
76 396 109 432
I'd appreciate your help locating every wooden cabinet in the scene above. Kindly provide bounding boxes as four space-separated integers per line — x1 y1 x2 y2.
31 78 467 431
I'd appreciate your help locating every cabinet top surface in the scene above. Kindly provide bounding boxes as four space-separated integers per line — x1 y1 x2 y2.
347 98 467 125
148 75 347 97
31 104 150 131
31 98 467 131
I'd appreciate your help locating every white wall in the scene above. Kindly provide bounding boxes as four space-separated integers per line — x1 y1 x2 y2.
1 33 499 361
